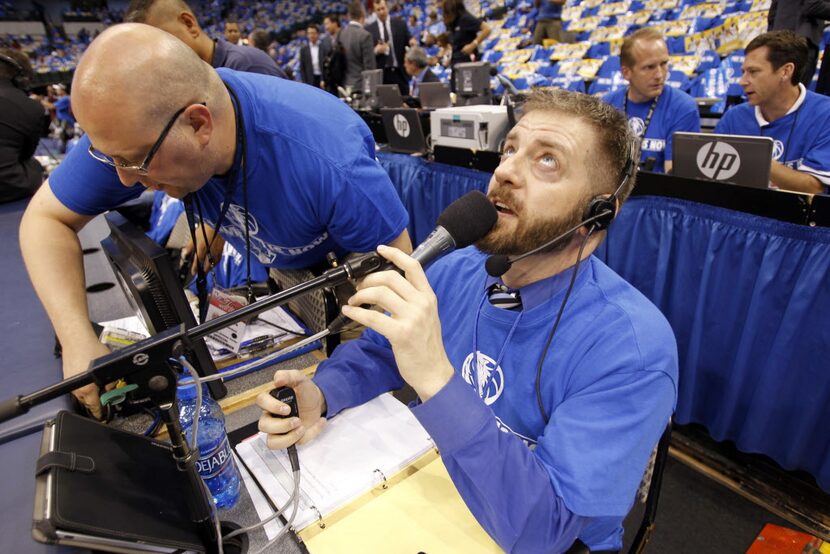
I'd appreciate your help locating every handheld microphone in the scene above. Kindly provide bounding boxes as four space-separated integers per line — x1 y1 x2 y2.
327 190 497 333
270 386 300 472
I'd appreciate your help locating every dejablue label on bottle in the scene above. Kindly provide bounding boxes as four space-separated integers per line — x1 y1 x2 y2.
196 436 233 479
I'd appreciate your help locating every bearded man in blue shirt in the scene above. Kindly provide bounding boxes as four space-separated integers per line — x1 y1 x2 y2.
258 89 679 554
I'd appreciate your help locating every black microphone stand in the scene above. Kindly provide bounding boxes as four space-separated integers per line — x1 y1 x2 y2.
0 251 387 553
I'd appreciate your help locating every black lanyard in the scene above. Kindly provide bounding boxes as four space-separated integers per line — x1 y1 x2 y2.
758 102 801 164
184 81 253 322
624 88 658 148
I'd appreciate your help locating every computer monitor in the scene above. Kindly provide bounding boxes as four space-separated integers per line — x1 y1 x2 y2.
361 69 384 97
453 62 492 105
419 82 452 109
375 84 404 108
101 212 226 399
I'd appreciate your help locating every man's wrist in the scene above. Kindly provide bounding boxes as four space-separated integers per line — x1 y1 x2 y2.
413 362 454 402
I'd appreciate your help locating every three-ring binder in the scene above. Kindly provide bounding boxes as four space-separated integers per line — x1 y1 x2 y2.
310 505 325 529
373 468 388 489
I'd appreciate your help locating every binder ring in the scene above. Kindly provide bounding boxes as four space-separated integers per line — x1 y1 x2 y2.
311 505 325 529
373 468 388 489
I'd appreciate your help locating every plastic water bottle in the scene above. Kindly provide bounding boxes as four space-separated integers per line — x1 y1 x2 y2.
177 381 241 509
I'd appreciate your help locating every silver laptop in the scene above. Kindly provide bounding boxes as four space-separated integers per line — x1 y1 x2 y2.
672 132 774 188
376 84 404 108
419 82 452 109
381 108 427 154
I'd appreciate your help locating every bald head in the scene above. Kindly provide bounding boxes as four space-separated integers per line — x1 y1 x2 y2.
72 24 233 195
74 24 216 129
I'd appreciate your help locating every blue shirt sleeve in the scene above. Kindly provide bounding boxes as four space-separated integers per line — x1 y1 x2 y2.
49 134 144 215
313 329 404 417
324 137 409 252
713 108 735 135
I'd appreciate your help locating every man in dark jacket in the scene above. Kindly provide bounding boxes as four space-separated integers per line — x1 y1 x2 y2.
125 0 286 78
403 46 440 97
300 24 332 88
365 0 410 94
768 0 830 88
0 49 46 203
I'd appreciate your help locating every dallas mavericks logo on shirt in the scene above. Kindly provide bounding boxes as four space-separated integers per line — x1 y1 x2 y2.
461 351 504 405
772 139 785 161
628 117 646 137
214 204 329 264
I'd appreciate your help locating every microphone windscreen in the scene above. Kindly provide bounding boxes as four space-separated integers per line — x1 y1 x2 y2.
437 191 498 249
485 254 511 277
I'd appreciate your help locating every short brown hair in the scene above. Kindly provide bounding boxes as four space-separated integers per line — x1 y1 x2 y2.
746 30 808 86
620 27 665 68
521 89 637 202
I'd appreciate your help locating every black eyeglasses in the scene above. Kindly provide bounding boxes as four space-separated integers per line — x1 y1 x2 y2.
87 102 205 175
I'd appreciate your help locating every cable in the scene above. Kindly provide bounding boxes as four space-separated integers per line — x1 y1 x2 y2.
178 355 304 552
248 470 302 554
223 469 301 540
534 227 594 425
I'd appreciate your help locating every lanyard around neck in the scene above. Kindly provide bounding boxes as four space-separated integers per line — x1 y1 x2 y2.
470 286 524 401
624 88 658 144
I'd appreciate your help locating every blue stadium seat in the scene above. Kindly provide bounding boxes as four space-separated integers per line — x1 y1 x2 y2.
723 50 746 97
597 55 621 77
549 75 587 93
666 69 691 92
588 71 627 96
688 66 729 113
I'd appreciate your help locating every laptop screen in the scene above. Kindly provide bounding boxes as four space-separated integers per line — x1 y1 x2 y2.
381 108 426 154
672 132 774 189
376 84 403 108
419 82 452 109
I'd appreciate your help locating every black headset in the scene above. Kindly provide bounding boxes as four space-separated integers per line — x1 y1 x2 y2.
0 52 30 91
581 137 638 232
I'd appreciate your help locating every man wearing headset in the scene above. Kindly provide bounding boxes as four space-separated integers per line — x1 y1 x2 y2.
258 89 679 553
0 48 47 203
19 25 411 419
714 30 830 194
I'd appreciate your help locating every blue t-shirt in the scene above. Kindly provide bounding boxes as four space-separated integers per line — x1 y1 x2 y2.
212 38 287 79
314 247 678 552
714 86 830 190
50 69 409 269
604 85 700 173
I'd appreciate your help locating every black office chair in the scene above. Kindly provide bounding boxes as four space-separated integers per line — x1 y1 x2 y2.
565 422 674 554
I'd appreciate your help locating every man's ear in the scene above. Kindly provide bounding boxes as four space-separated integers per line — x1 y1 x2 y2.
180 12 200 39
187 104 213 147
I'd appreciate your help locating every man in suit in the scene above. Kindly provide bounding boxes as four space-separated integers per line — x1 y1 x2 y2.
300 24 332 88
339 0 376 92
403 46 440 97
768 0 830 87
365 0 410 95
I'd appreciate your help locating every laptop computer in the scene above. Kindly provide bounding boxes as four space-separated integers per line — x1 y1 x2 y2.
381 108 427 154
376 84 404 108
419 82 452 109
672 132 774 189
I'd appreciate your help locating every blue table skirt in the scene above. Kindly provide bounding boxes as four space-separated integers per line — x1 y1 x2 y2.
377 152 830 492
378 152 491 245
598 196 830 491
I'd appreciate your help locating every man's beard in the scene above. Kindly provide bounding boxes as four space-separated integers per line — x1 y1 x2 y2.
475 188 591 257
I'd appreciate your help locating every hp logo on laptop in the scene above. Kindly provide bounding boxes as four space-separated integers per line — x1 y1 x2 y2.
393 114 411 138
696 141 741 181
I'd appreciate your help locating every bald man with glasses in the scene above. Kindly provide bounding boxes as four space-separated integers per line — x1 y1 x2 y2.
19 24 411 418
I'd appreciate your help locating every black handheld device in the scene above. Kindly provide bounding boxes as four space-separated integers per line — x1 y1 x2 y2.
270 387 300 471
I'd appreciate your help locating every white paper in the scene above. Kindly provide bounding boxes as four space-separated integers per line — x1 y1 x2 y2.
235 393 434 534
